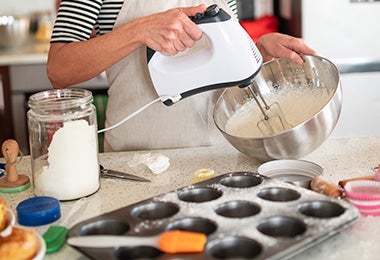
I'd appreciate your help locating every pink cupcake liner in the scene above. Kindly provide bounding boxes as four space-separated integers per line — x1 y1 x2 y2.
357 208 380 217
349 201 380 211
344 180 380 201
348 198 380 207
374 165 380 181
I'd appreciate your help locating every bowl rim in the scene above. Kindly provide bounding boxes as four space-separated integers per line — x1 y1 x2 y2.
213 54 341 140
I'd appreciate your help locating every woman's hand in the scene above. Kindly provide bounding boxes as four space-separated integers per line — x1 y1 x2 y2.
256 32 317 65
136 4 207 55
47 4 207 89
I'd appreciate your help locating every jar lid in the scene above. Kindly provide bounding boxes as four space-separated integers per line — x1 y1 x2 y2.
16 196 61 226
0 163 4 178
257 159 323 188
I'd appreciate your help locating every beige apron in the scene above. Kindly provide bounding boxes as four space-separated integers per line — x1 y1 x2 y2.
104 0 234 152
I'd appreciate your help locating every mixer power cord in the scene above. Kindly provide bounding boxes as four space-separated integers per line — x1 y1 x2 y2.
97 96 169 134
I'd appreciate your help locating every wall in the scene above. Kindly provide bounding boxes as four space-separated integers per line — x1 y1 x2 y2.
0 0 56 16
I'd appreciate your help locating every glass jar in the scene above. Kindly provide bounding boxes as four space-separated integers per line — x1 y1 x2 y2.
27 88 100 201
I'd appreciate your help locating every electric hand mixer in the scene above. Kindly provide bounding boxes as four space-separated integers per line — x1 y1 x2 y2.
147 4 291 135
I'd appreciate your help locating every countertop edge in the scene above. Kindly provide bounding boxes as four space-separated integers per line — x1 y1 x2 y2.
0 42 49 66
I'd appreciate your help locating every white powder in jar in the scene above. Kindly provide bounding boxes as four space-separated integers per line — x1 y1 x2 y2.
34 120 99 200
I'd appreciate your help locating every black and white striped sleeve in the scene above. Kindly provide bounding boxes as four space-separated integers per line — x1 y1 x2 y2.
51 0 103 42
226 0 238 18
51 0 238 43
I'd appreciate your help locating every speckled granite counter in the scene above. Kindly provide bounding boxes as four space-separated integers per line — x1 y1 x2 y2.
1 135 380 259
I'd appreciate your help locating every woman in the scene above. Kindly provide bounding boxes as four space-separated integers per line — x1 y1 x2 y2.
47 0 316 152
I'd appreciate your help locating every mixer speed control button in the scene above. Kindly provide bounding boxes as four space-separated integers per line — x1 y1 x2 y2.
205 4 220 17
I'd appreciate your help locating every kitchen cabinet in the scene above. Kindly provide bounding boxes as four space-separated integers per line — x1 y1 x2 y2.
0 66 14 156
0 41 108 155
8 64 108 155
273 0 302 37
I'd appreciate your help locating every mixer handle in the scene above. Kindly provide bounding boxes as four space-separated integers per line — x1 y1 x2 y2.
147 4 231 63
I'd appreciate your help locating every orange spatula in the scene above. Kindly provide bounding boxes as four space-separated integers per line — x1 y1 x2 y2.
67 230 206 253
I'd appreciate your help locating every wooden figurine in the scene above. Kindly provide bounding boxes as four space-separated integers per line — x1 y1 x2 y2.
0 139 30 192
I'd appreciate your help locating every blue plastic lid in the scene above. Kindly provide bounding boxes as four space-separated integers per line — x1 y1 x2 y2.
16 196 61 226
0 163 4 178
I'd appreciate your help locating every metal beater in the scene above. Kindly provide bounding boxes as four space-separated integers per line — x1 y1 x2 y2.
247 85 292 136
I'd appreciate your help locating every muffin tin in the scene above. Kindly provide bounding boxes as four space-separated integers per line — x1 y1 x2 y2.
68 172 360 259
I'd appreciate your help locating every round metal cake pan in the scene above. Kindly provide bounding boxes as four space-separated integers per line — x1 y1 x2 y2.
257 159 323 189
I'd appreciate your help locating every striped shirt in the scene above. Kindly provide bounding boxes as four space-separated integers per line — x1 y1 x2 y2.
51 0 237 43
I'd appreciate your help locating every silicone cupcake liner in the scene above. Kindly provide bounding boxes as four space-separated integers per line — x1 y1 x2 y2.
344 180 380 201
348 198 380 207
348 201 380 211
355 208 380 217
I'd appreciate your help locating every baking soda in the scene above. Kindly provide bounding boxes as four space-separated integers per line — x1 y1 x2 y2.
34 120 99 200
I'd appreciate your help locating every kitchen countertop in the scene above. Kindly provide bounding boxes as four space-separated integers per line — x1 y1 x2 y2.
0 40 49 66
1 135 380 259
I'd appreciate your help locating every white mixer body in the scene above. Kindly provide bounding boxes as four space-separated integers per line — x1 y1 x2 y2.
147 5 263 105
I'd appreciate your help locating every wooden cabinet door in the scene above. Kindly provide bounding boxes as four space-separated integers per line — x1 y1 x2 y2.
0 66 14 156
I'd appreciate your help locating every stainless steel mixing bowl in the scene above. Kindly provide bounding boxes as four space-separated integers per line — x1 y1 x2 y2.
213 55 342 162
0 15 31 48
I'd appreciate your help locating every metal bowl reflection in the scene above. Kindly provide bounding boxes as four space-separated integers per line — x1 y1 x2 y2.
213 55 342 162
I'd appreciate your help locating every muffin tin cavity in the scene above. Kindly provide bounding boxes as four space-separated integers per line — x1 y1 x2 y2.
219 173 262 188
79 219 129 236
257 216 306 237
131 202 179 220
177 187 222 203
298 200 345 218
257 187 301 202
115 246 162 260
166 217 217 235
68 172 360 260
207 236 263 259
215 200 261 218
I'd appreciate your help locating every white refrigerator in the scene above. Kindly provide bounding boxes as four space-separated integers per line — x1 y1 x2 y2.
301 0 380 137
